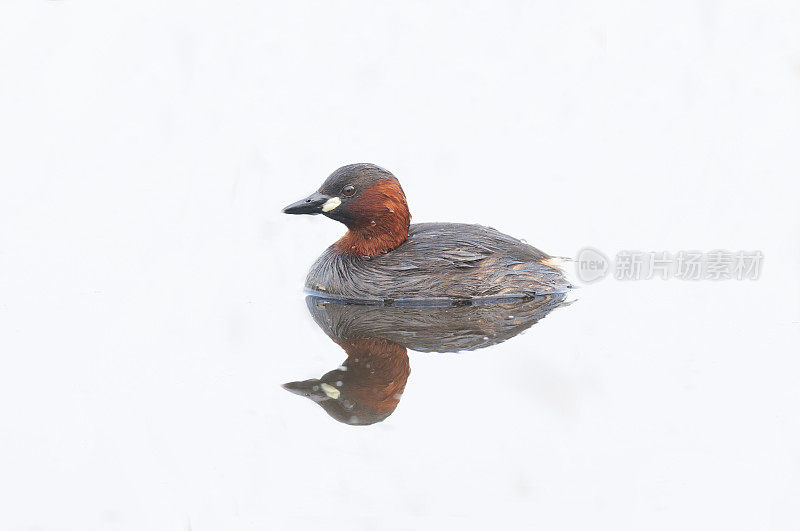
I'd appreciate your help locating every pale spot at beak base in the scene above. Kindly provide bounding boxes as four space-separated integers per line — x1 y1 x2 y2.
322 197 341 212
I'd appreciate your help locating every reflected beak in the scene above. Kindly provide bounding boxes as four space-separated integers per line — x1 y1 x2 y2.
282 192 333 215
282 379 329 402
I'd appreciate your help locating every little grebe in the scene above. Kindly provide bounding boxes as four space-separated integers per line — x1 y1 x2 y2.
282 163 571 302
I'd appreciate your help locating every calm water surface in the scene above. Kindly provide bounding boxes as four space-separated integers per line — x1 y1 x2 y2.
3 246 798 530
264 275 798 529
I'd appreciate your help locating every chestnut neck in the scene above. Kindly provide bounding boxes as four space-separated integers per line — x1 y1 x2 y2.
333 180 411 258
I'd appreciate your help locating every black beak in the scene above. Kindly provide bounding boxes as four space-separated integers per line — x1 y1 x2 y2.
282 192 332 215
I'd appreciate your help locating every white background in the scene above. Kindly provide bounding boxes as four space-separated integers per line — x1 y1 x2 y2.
1 1 799 530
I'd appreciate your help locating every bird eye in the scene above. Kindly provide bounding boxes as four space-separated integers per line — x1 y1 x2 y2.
342 185 355 197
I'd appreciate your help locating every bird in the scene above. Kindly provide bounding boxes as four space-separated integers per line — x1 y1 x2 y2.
282 163 571 303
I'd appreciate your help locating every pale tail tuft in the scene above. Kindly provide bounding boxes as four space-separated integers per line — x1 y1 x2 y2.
541 256 572 269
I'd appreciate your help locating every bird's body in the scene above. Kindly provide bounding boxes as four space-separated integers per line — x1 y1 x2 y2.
306 222 570 302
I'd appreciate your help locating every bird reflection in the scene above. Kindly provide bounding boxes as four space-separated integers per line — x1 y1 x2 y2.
283 294 571 426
